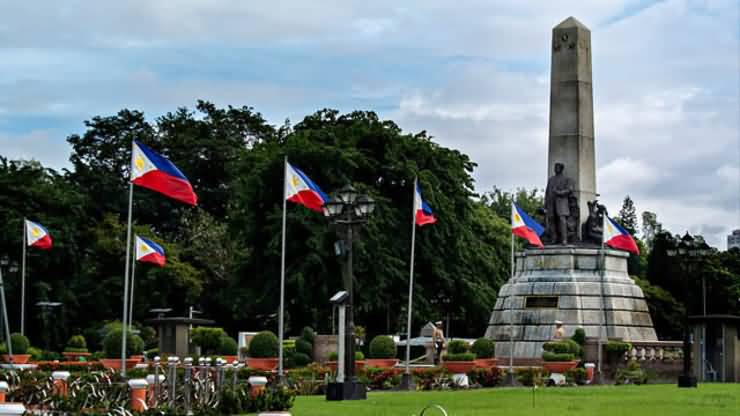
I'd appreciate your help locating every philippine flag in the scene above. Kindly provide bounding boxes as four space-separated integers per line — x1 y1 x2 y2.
414 183 437 226
25 220 52 250
511 203 544 248
285 161 329 213
135 235 166 267
603 215 640 254
131 141 198 206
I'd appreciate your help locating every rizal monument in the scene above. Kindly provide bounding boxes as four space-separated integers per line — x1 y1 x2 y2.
485 17 658 359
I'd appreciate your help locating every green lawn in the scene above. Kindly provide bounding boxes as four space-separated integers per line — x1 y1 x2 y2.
291 384 739 416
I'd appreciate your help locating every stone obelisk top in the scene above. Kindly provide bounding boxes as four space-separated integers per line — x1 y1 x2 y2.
548 16 596 238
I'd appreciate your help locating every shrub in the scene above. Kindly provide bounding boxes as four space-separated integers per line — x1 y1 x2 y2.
0 343 5 354
301 327 315 344
543 351 575 362
443 352 475 361
515 367 547 386
328 351 338 361
295 338 313 357
368 335 397 359
219 335 238 355
66 335 87 350
571 328 586 346
10 333 30 354
293 352 312 367
543 339 581 357
471 338 495 358
355 351 364 361
616 360 648 385
606 341 632 355
468 367 503 387
191 327 227 355
102 328 144 358
566 367 587 385
249 331 279 358
447 340 468 354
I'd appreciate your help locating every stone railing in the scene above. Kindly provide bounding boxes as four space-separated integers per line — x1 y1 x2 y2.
623 340 684 362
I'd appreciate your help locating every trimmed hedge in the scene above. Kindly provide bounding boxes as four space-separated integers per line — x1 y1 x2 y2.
368 335 397 359
219 335 238 355
66 335 87 350
102 328 144 358
249 331 279 358
471 338 495 358
295 339 313 357
443 352 476 361
10 333 30 354
542 351 575 362
571 328 586 346
447 340 468 355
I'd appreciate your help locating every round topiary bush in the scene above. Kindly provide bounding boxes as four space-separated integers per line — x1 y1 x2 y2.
293 352 312 367
368 335 397 359
471 338 495 358
355 351 364 361
219 335 238 355
248 331 279 358
301 326 315 344
191 327 227 355
328 351 338 361
571 328 586 346
102 328 144 358
65 335 88 352
447 340 468 355
10 333 30 354
295 338 313 357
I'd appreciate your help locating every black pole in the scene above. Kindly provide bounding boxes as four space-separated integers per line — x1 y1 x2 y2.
678 261 697 387
344 221 355 384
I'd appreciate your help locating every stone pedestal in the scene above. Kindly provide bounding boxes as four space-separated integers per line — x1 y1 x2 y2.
485 247 657 358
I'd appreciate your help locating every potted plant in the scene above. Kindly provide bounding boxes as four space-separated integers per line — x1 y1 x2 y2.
326 351 366 372
1 333 31 364
218 334 239 363
442 340 476 374
63 335 91 361
472 338 497 368
542 339 579 373
366 335 398 369
247 331 279 371
100 328 145 370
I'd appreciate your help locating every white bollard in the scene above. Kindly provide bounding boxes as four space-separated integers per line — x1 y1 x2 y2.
0 403 26 416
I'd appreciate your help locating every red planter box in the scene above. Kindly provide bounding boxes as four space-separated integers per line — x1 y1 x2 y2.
444 361 476 374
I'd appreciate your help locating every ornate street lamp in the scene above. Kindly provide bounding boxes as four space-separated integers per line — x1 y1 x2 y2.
323 184 375 400
666 232 714 388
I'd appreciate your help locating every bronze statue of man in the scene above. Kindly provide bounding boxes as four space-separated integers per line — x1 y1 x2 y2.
545 162 575 245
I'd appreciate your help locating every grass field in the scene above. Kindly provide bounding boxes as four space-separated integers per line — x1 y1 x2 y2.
290 384 739 416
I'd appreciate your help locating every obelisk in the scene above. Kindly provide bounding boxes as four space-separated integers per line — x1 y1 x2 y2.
548 16 595 238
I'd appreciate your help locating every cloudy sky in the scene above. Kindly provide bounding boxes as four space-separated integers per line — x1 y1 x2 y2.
1 0 738 248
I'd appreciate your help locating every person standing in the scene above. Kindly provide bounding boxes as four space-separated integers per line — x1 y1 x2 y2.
432 320 446 365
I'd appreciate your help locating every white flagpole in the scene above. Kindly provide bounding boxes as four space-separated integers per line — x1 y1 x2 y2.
121 180 134 376
278 156 288 380
597 216 607 383
509 201 515 385
128 249 137 332
0 267 13 358
404 177 418 380
20 218 27 336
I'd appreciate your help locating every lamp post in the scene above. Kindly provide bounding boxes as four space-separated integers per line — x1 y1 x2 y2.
666 232 714 388
323 184 375 400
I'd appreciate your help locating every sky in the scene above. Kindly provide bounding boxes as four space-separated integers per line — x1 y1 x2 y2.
0 0 738 248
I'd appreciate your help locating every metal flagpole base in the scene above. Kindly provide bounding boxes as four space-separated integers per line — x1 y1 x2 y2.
326 381 367 400
505 370 517 387
399 373 415 391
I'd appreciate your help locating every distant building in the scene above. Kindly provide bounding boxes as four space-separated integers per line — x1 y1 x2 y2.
728 230 740 250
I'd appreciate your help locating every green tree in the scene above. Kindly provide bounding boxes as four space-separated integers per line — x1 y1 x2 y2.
616 195 638 235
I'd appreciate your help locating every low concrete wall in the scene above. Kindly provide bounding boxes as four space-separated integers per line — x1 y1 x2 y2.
313 335 337 364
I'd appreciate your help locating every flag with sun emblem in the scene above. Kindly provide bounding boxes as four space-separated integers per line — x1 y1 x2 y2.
603 215 640 254
134 235 166 266
414 182 436 226
511 202 544 248
284 161 328 213
130 141 198 205
25 220 52 250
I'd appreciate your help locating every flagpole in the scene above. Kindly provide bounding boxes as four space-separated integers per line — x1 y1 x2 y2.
403 177 418 385
0 267 13 359
128 252 137 331
509 205 515 386
597 217 607 384
20 218 27 336
121 181 134 376
278 156 288 381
